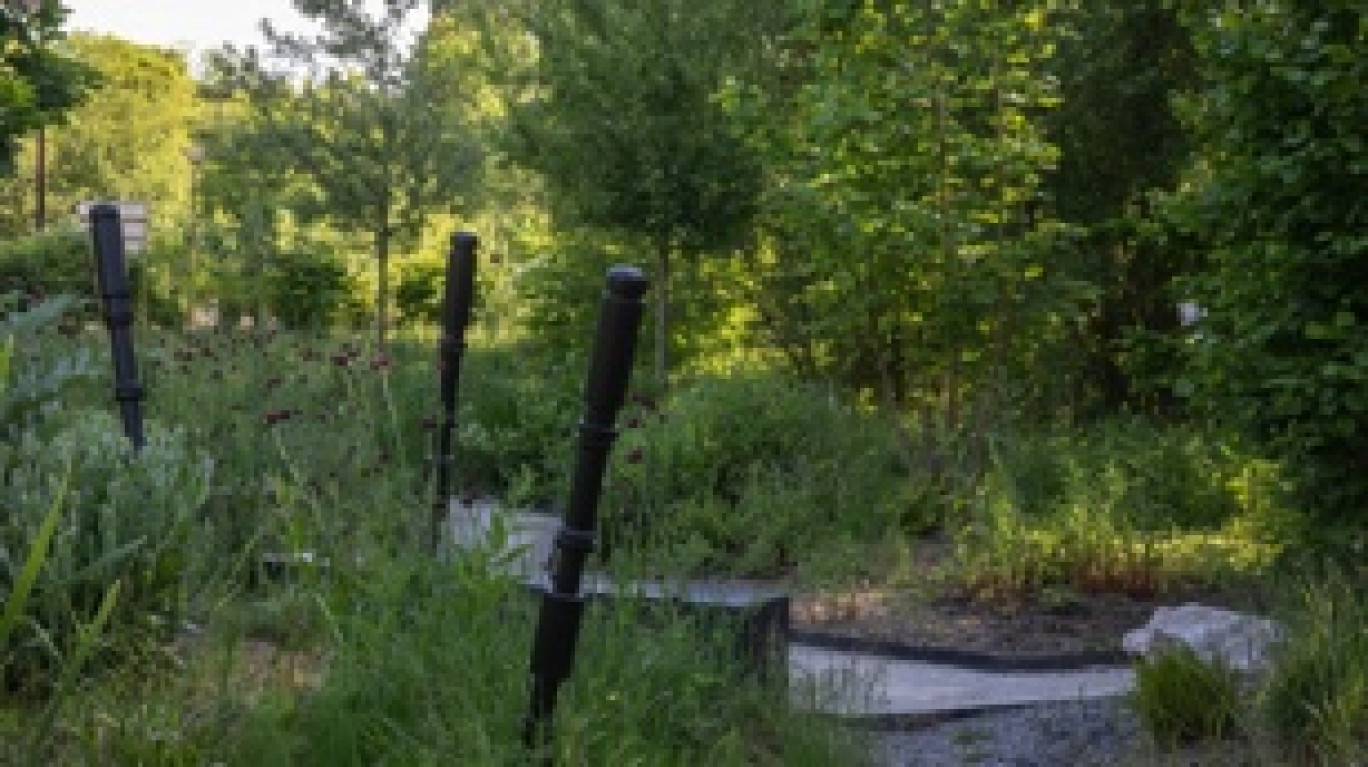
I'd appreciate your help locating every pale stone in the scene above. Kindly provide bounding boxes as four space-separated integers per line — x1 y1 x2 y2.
1123 603 1282 672
448 498 559 578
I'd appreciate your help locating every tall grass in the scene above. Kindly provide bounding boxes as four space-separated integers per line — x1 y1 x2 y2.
952 419 1292 599
601 370 915 579
1261 574 1368 764
5 324 868 764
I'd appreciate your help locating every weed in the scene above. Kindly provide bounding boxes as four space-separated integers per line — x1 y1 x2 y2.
1132 645 1243 748
1261 575 1368 763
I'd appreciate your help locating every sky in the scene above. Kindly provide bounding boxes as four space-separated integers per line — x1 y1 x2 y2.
62 1 428 58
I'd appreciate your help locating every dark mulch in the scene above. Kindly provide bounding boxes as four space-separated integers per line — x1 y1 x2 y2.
789 540 1267 667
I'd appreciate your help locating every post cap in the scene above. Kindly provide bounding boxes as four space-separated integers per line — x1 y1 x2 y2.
452 231 479 252
89 203 121 222
605 266 649 300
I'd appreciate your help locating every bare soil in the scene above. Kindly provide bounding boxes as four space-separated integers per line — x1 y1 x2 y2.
790 540 1264 661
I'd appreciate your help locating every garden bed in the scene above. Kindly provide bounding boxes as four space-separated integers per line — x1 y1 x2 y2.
789 540 1272 670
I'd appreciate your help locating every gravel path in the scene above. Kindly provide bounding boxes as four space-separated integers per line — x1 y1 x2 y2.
873 697 1145 767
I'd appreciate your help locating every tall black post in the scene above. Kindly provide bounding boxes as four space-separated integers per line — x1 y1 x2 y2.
432 232 478 553
524 266 649 757
89 204 145 451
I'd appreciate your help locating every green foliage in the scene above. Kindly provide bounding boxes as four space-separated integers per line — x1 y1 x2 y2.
989 419 1287 532
1046 4 1196 226
503 0 766 253
0 411 213 694
1040 3 1200 415
265 247 357 329
219 557 863 765
1261 576 1368 763
0 291 97 437
206 0 483 348
145 328 429 558
444 343 582 503
955 420 1290 598
392 256 444 327
0 463 66 678
0 225 180 327
0 0 98 177
603 371 914 577
738 2 1076 410
509 229 750 373
1132 646 1242 748
0 225 90 297
0 33 196 237
496 0 780 379
1171 3 1368 523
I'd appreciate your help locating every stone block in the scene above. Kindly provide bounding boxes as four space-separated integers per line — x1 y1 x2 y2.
1123 603 1283 672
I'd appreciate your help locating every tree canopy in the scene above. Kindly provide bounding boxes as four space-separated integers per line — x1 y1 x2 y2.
490 0 786 383
0 0 97 176
206 0 481 348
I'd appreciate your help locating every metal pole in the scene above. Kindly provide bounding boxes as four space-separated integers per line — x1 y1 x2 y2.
524 266 649 757
89 204 146 450
432 231 478 553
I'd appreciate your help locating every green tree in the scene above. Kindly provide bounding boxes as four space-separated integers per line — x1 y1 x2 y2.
193 90 305 324
495 0 782 384
1 34 197 237
741 2 1069 415
211 0 481 350
1172 2 1368 525
1043 2 1199 414
0 0 96 177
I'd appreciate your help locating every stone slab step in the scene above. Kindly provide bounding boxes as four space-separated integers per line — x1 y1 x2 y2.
789 643 1135 717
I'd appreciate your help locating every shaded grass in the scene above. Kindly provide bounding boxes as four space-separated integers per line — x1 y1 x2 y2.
6 553 869 766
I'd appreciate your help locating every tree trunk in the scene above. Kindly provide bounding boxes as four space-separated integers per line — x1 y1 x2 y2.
376 229 390 353
34 126 46 232
654 239 669 391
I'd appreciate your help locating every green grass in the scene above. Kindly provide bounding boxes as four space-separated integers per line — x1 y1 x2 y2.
950 418 1293 600
1131 646 1242 748
1261 573 1368 764
2 320 871 765
4 311 1365 765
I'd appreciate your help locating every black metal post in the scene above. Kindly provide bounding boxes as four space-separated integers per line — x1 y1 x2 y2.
89 204 145 451
431 232 478 553
524 266 649 757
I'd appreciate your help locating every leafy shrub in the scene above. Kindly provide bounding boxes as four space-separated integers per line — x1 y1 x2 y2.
1171 4 1368 524
0 411 214 693
0 227 93 300
601 371 913 577
1261 576 1368 763
0 226 179 325
956 419 1290 598
1132 645 1242 748
510 229 747 371
393 256 445 327
1 294 100 439
265 249 358 329
990 418 1283 530
449 343 583 503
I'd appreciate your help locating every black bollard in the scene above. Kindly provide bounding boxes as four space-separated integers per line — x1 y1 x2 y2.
431 232 478 553
524 266 649 757
89 204 145 451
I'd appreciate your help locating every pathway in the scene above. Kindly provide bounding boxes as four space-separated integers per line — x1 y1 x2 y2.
448 501 1136 720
